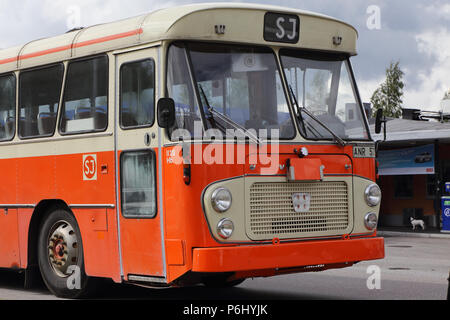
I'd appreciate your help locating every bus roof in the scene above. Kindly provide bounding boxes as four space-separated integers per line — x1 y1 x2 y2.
0 3 358 73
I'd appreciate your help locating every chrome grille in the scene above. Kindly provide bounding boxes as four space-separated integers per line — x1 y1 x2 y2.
248 181 349 239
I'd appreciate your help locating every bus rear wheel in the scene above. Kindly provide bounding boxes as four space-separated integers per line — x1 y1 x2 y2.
37 208 92 298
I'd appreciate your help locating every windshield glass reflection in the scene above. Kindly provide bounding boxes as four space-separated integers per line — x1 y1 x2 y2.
281 49 369 141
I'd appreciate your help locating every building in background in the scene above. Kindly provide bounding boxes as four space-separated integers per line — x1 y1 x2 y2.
371 108 450 230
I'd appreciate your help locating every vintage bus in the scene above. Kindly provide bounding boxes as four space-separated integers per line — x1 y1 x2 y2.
0 3 384 298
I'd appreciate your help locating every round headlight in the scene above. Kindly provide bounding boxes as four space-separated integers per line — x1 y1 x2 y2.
365 184 381 207
217 218 234 239
211 187 232 213
364 212 378 230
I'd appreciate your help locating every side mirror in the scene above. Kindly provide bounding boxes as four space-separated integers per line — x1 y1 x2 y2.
157 98 175 129
375 109 383 134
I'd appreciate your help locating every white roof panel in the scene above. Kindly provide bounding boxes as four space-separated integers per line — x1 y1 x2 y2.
0 3 358 73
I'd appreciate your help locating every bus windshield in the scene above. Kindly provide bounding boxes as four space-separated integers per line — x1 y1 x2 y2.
280 49 369 141
167 42 296 139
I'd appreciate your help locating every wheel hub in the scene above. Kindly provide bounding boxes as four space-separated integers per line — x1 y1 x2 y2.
47 221 79 278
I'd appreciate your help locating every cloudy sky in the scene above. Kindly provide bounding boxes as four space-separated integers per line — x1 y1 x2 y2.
0 0 449 111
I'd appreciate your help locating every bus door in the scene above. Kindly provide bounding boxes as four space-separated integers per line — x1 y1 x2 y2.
115 46 166 281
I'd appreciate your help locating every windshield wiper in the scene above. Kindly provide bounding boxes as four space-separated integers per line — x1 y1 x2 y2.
288 85 346 147
198 84 261 144
288 85 311 137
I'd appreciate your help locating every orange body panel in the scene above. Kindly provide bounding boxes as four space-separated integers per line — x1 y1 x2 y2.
163 145 245 281
166 239 185 266
287 158 323 180
17 209 33 269
119 213 164 278
73 208 121 281
0 150 121 281
0 157 19 268
117 148 165 279
0 141 380 285
0 209 20 268
192 237 385 272
162 143 380 283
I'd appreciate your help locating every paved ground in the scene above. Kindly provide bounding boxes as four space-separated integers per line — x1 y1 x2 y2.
0 235 448 300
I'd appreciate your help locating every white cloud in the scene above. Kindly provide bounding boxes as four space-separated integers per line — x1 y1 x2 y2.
357 76 386 104
424 2 450 20
403 28 450 111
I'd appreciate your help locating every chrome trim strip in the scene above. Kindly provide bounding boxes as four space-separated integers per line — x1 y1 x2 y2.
0 204 35 209
0 132 113 147
69 204 115 209
157 46 167 279
114 53 125 279
128 275 167 284
0 204 115 209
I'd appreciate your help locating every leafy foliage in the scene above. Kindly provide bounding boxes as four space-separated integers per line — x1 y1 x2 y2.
371 61 404 118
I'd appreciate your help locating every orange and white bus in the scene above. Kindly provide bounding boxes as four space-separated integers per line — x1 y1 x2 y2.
0 3 384 298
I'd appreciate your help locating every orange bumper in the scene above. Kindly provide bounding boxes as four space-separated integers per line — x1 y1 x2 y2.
192 237 385 272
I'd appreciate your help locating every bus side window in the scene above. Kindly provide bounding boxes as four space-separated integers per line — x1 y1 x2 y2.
19 64 63 138
120 59 155 128
0 74 16 141
60 55 108 134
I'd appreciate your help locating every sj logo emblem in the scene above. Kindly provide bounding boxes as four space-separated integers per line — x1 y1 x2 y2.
292 193 311 213
83 154 97 181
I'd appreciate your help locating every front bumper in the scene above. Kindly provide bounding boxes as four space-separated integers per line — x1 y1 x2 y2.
192 237 384 272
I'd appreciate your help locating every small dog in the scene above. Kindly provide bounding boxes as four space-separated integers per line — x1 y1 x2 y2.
410 217 425 231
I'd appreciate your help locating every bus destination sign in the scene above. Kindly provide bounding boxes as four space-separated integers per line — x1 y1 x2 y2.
264 12 300 44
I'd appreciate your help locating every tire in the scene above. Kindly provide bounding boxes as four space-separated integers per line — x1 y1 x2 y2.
37 207 93 298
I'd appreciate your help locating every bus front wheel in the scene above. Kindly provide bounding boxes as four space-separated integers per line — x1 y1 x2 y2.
37 208 92 298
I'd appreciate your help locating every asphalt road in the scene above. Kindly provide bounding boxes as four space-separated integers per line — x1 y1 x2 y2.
0 235 448 300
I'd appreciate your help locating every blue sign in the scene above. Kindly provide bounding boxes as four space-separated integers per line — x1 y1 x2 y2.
445 183 450 193
441 196 450 232
377 144 435 176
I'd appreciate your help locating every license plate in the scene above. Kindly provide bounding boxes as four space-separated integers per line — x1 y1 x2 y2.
292 193 311 213
353 145 375 158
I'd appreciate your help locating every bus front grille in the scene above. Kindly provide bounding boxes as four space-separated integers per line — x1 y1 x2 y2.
247 181 350 240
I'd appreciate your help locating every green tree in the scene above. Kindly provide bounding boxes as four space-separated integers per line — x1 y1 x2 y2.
371 61 404 118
